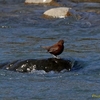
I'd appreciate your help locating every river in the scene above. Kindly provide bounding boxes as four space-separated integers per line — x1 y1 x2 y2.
0 0 100 100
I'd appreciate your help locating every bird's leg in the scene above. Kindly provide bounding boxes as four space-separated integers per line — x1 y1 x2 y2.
53 55 60 59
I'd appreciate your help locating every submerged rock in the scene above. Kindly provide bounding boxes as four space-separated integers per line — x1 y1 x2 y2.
0 58 72 73
43 7 72 18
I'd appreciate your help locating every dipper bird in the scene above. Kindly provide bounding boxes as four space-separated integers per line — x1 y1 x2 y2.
42 40 64 58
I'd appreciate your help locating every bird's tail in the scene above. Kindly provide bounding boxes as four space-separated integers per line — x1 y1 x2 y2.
41 46 49 50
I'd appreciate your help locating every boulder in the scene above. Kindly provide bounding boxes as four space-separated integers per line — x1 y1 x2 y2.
25 0 54 4
25 0 60 6
25 0 58 5
43 7 72 18
0 58 72 73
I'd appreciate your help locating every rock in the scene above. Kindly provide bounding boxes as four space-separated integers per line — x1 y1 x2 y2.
0 58 73 72
25 0 60 6
25 0 54 4
43 7 72 18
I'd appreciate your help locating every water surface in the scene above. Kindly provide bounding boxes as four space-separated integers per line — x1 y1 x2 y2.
0 1 100 100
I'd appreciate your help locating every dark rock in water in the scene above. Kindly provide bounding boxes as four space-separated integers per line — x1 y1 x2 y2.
0 58 72 73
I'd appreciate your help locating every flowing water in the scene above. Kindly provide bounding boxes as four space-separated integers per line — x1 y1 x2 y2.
0 0 100 100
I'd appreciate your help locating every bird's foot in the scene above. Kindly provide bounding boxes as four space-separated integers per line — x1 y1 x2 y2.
53 55 60 59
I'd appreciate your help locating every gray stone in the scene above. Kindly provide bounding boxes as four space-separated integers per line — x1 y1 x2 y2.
25 0 53 4
43 7 72 18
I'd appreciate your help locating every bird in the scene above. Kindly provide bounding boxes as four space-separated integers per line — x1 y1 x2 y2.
42 40 64 59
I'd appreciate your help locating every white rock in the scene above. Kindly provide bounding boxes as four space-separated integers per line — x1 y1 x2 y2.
25 0 53 4
43 7 72 18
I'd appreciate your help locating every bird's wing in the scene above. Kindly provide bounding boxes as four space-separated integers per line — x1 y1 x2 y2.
48 46 59 53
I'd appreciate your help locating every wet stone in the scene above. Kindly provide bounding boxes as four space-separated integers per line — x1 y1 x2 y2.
43 7 72 18
0 58 73 73
25 0 53 4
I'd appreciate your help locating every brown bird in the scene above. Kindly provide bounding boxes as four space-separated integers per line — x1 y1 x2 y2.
42 40 64 58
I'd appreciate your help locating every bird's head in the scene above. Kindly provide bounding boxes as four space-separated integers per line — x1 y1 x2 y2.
58 40 64 45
